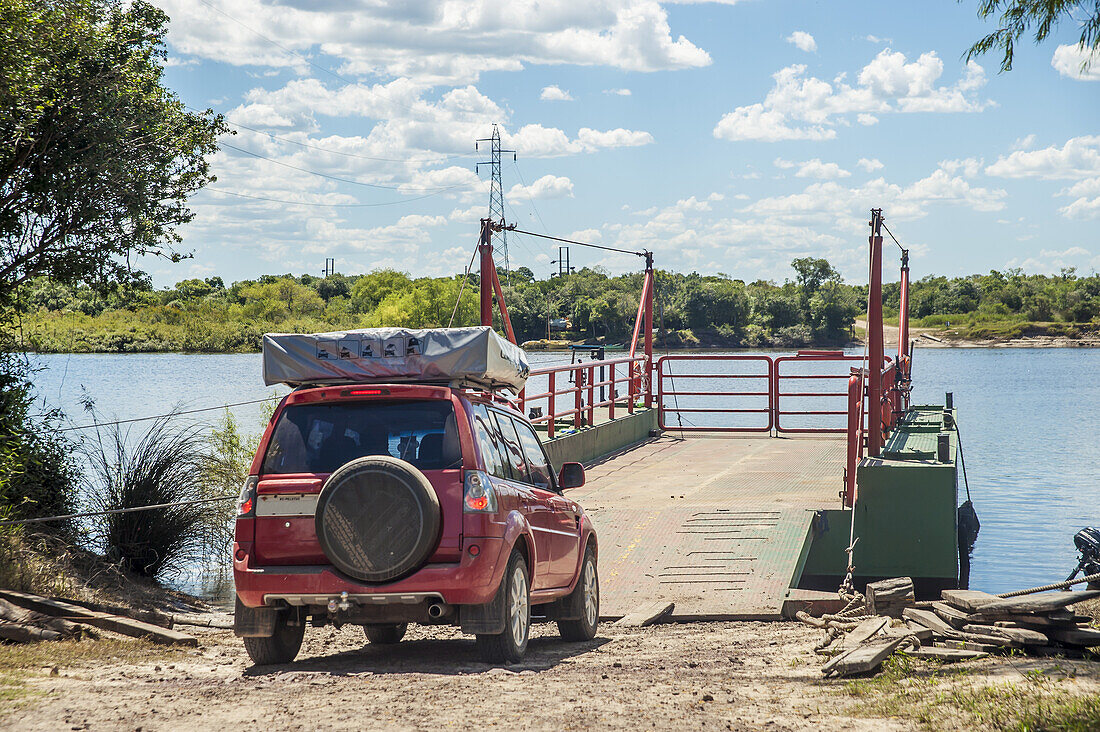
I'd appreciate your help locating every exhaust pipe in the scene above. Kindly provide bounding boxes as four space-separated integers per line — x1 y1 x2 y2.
427 602 451 620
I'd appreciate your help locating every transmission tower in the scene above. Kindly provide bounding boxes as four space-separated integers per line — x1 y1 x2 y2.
476 125 516 281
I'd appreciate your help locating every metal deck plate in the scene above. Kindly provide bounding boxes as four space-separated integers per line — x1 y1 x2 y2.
569 436 845 620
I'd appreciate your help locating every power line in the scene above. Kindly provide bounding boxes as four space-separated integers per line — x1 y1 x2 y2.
191 0 423 117
219 142 472 193
191 107 475 165
56 397 280 433
0 497 235 528
203 187 456 208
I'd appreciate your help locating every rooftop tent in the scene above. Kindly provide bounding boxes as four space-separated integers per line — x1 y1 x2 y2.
262 326 530 392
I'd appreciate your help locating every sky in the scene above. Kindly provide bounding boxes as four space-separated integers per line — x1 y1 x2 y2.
151 0 1100 288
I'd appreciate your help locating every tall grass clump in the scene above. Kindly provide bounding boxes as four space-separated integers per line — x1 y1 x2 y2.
84 414 234 580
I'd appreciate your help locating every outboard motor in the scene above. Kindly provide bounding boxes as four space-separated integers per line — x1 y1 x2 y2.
1066 527 1100 589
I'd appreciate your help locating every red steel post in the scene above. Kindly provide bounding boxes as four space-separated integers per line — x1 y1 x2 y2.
608 365 616 420
479 219 494 328
489 265 517 344
867 209 884 457
643 253 654 408
574 367 584 428
844 371 862 507
898 249 910 378
587 364 595 426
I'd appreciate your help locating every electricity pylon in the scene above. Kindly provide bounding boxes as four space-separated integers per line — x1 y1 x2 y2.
476 124 516 281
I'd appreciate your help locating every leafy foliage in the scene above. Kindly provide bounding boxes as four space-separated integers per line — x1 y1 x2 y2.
18 258 867 351
0 0 226 304
0 355 77 530
964 0 1100 72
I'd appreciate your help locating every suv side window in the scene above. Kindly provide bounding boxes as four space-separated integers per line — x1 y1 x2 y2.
511 417 556 491
491 409 531 484
470 404 508 480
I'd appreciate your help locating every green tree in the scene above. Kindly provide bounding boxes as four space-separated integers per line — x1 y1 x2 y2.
964 0 1100 72
0 0 226 302
350 270 412 313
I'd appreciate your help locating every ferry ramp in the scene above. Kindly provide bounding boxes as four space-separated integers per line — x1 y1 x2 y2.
568 435 845 621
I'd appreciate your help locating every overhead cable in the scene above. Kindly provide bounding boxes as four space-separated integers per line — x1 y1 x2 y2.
219 142 473 193
55 397 280 433
204 188 456 208
509 228 647 258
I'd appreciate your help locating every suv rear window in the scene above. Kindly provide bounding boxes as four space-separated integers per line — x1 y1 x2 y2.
261 399 461 474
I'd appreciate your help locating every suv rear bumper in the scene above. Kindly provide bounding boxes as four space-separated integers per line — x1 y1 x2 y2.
234 536 507 608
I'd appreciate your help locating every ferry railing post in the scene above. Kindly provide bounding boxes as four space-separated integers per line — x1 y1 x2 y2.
844 369 863 507
479 218 494 328
587 364 595 427
609 364 616 420
574 366 584 428
547 372 556 439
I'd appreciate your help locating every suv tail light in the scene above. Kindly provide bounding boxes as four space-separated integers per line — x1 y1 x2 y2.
463 470 498 513
237 476 258 517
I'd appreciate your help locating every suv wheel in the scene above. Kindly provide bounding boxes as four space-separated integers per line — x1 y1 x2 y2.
363 623 407 645
557 544 599 641
242 613 305 665
475 550 530 664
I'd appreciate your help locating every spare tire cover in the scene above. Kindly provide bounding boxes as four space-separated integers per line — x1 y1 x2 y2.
314 456 441 583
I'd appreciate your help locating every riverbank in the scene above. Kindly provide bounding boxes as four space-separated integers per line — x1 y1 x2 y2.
2 614 1097 730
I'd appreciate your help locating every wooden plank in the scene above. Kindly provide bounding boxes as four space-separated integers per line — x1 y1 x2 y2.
839 616 890 650
962 624 1048 645
904 647 988 662
931 601 972 629
903 607 959 637
866 578 915 618
940 590 1000 612
902 622 933 643
956 631 1020 648
1047 626 1100 647
936 640 1008 654
991 614 1079 628
964 590 1100 617
613 601 674 628
0 591 197 646
822 636 909 678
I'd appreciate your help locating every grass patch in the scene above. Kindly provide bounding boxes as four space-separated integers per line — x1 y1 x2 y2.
842 654 1100 731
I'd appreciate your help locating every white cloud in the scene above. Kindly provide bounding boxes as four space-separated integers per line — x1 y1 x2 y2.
795 159 851 179
160 0 712 86
604 88 632 95
786 31 817 53
508 174 575 200
1012 134 1037 151
1051 44 1100 81
714 50 990 142
1006 247 1094 274
857 157 884 172
540 85 574 101
985 136 1100 180
865 35 892 44
939 158 982 178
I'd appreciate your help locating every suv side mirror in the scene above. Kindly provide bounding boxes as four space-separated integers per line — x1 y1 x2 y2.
558 462 585 489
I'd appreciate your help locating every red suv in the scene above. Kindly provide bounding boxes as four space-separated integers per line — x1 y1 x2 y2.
233 383 599 665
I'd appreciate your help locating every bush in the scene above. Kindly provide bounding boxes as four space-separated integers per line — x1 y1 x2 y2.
83 414 234 579
0 357 78 530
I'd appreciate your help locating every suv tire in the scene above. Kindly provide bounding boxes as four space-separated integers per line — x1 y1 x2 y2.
242 613 305 665
557 544 599 641
475 550 530 664
315 455 441 583
363 623 407 644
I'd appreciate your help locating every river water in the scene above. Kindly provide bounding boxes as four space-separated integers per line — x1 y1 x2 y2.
27 347 1100 596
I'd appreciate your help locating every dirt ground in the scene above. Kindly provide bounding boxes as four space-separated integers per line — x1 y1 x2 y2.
2 617 1099 732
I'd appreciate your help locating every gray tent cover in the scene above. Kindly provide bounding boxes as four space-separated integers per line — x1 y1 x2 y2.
262 326 530 391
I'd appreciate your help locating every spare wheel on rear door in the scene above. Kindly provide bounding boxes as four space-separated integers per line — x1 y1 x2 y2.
314 455 441 583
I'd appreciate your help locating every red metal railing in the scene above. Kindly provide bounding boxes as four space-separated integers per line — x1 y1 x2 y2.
773 352 872 434
519 356 648 439
657 355 774 432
